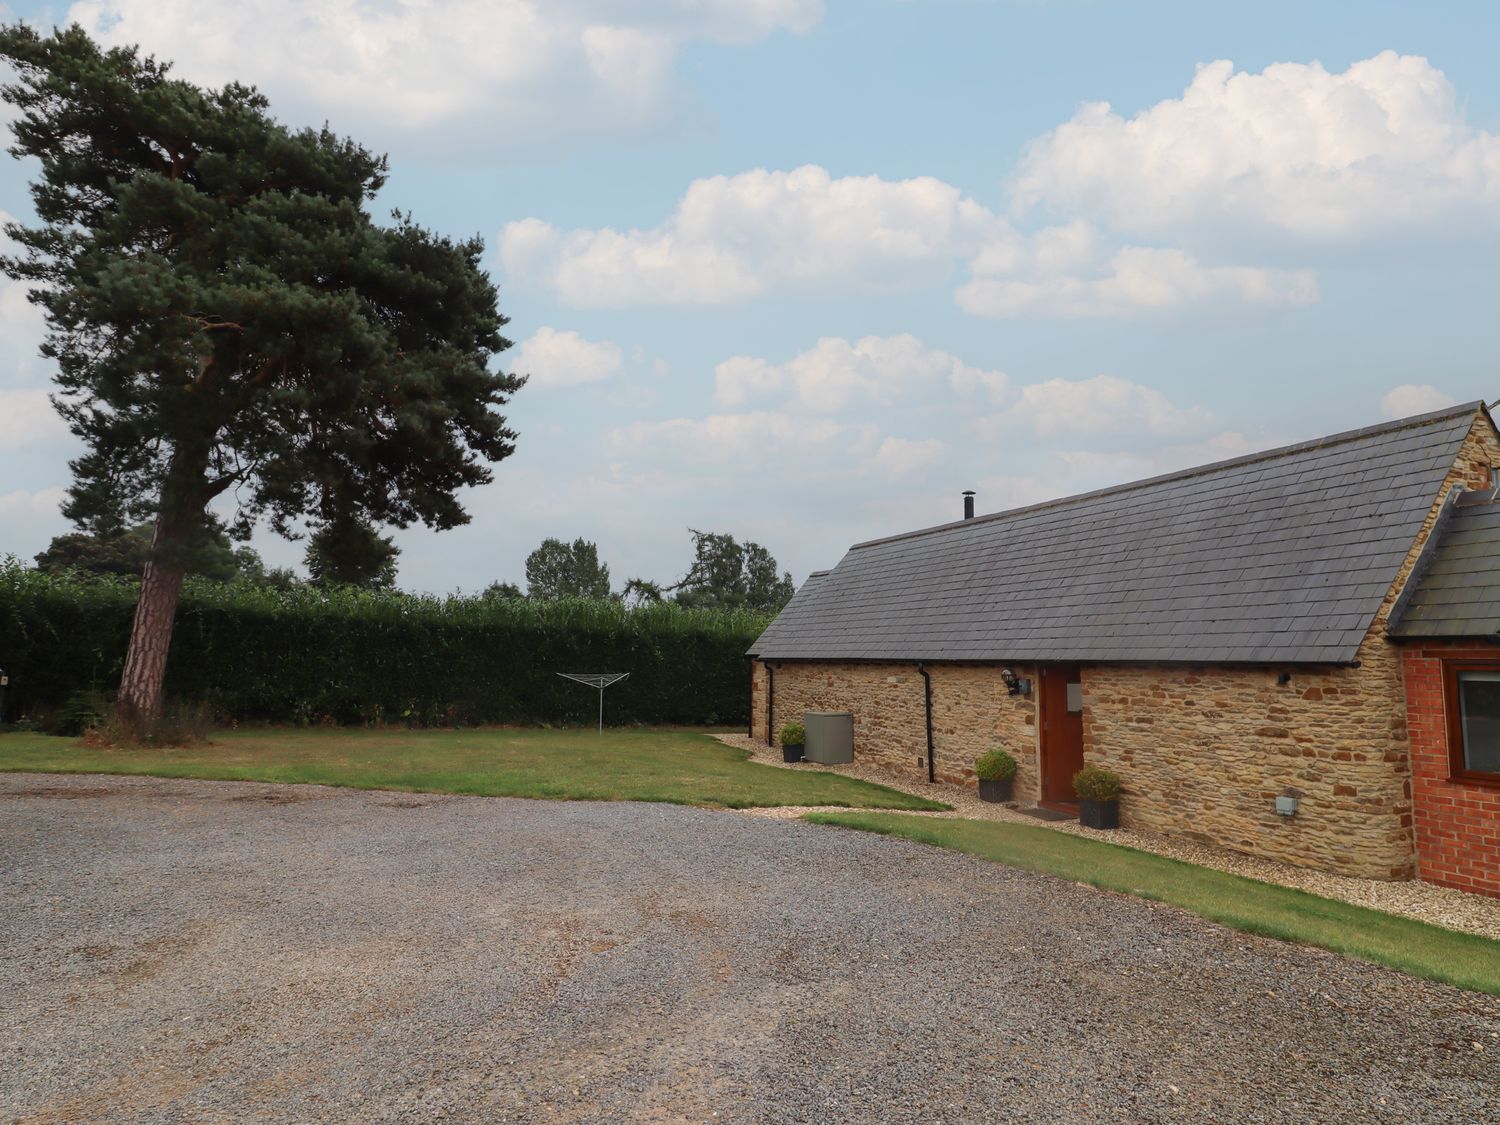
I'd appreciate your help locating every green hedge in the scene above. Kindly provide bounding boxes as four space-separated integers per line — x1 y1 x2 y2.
0 559 767 726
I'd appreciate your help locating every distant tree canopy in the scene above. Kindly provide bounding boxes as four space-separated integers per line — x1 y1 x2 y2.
35 525 161 581
620 577 666 608
304 517 400 589
35 521 272 584
36 516 396 591
525 537 611 600
482 580 525 600
500 529 795 611
0 24 522 721
673 529 795 612
623 529 795 613
228 547 300 590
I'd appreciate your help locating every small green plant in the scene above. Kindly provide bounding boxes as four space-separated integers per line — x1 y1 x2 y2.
779 722 806 746
974 749 1017 781
1073 765 1122 802
51 689 110 737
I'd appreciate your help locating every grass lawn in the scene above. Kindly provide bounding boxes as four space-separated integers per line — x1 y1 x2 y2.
806 811 1500 997
0 727 947 812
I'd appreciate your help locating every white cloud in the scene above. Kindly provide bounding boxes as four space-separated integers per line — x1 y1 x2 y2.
706 338 1215 451
607 408 945 483
0 486 69 557
647 339 1224 508
609 410 872 464
501 165 1005 306
979 375 1215 438
957 246 1317 318
0 389 67 450
0 486 66 518
513 327 624 386
1014 52 1500 238
869 436 946 478
0 276 40 340
971 474 1069 514
65 1 822 149
501 216 763 306
0 212 47 380
1379 383 1457 419
505 166 1321 318
968 219 1097 277
715 333 1011 412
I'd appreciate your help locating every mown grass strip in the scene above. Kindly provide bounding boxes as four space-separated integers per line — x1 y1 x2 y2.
804 811 1500 997
0 727 948 812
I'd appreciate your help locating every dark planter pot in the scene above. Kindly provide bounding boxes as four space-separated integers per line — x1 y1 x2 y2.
978 777 1013 803
782 743 804 763
1079 798 1120 830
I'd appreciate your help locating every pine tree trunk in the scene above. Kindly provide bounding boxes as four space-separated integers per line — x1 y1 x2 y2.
115 522 187 724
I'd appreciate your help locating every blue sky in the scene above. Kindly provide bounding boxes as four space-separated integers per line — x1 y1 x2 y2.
2 0 1498 593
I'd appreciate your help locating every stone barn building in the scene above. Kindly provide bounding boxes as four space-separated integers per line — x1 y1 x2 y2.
749 402 1500 897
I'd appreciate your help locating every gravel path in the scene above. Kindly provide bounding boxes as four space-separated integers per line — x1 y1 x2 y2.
2 772 1498 1124
715 734 1500 939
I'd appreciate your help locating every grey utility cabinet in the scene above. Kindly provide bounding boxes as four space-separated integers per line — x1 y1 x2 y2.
803 711 854 764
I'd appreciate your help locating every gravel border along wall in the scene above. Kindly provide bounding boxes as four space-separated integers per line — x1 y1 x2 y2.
715 733 1500 939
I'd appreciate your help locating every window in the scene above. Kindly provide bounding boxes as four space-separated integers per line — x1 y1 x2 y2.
1445 662 1500 783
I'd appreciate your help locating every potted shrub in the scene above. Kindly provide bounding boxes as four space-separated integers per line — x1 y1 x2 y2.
779 722 806 764
974 749 1017 803
1073 765 1122 829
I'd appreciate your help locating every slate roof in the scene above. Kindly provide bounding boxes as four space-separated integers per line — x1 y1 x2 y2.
1387 490 1500 641
750 403 1488 665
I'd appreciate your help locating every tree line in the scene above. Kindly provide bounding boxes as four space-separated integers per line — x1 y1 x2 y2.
34 517 398 590
34 522 798 615
493 529 796 612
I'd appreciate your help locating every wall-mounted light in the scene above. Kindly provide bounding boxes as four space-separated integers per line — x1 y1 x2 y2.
1000 668 1032 697
1277 672 1293 687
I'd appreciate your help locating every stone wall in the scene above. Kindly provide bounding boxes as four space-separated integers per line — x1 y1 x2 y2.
750 660 1040 801
756 651 1419 878
1080 652 1415 879
1401 642 1500 898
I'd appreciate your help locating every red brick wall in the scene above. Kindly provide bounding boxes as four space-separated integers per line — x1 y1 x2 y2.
1402 643 1500 898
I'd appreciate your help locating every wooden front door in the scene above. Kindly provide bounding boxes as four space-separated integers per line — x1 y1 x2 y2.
1039 665 1085 806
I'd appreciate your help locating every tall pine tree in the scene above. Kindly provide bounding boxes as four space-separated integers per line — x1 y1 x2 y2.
0 25 524 721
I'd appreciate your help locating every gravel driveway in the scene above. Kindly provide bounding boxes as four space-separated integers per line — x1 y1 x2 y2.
3 773 1497 1124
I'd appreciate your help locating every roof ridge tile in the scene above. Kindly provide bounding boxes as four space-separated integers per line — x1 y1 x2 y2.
851 401 1482 552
